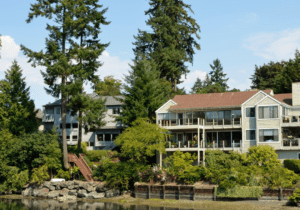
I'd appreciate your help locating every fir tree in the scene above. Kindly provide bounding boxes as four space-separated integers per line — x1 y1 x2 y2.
0 60 38 136
209 58 229 90
133 0 201 91
190 78 203 94
21 0 109 169
118 56 168 126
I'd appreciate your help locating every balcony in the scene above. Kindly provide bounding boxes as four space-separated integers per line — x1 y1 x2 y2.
159 117 242 129
282 139 300 149
42 114 54 122
282 116 300 126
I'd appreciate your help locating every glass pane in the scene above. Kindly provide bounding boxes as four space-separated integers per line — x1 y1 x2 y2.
178 134 184 141
246 108 250 117
105 134 111 141
218 132 231 147
186 133 193 141
224 111 231 125
206 111 217 125
259 107 264 119
246 130 250 140
274 106 278 118
251 130 256 140
218 111 224 125
250 108 255 117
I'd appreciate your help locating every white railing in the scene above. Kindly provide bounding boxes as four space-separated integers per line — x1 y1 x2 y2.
282 116 300 124
166 140 242 150
282 139 300 147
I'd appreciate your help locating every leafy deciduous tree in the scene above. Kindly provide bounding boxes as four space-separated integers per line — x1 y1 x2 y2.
95 75 122 96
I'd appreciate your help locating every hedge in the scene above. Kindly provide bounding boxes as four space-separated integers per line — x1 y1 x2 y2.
284 159 300 174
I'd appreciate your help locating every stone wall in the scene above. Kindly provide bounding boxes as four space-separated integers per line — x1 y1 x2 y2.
22 181 120 202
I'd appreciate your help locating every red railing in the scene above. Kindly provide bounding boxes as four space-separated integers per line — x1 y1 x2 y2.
68 153 94 182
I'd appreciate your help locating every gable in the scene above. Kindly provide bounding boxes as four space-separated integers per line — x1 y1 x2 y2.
256 96 281 106
156 100 177 113
243 92 266 107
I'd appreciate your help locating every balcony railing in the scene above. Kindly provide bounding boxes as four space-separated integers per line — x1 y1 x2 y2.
159 117 241 127
282 139 300 147
166 140 242 150
42 114 54 122
282 116 300 124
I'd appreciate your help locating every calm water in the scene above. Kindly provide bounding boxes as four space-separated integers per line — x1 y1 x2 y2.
0 198 196 210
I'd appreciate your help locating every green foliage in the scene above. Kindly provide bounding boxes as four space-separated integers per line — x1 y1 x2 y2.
284 159 300 174
68 142 88 156
95 75 122 96
31 165 50 184
209 58 229 90
55 169 71 181
289 187 300 203
190 78 203 94
0 167 29 192
0 60 38 136
115 118 168 164
250 50 300 94
118 57 170 125
133 0 200 89
247 145 281 167
215 186 263 198
9 128 62 172
85 150 117 162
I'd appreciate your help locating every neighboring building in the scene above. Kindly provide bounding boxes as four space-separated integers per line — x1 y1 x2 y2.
35 108 44 132
42 94 124 151
156 82 300 165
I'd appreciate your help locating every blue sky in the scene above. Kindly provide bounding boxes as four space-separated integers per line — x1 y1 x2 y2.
1 0 300 109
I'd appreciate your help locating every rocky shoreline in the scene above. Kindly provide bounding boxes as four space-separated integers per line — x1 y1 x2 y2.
21 181 123 202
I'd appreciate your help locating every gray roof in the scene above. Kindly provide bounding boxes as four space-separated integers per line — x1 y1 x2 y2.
43 94 124 107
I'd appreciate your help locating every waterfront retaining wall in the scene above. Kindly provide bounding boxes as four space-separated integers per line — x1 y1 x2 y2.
134 185 295 201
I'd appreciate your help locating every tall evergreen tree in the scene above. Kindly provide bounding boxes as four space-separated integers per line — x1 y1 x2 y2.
209 58 229 90
0 60 38 136
190 77 203 94
21 0 109 169
133 0 201 91
118 56 168 126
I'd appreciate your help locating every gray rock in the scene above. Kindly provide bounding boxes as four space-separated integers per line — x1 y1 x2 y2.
60 182 69 188
77 190 88 198
22 187 33 197
43 182 51 189
55 184 61 190
59 188 69 196
68 190 77 196
49 186 55 191
105 188 120 198
87 192 105 199
32 188 39 197
57 195 77 202
37 188 49 197
95 183 108 192
67 182 75 190
48 191 60 199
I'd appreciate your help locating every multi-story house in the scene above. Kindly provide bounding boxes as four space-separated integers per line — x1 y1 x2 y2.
156 82 300 165
42 93 124 151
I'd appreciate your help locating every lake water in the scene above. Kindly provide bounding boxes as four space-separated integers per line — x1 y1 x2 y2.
0 198 197 210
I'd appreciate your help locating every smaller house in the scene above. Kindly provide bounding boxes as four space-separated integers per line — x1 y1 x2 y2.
42 94 124 151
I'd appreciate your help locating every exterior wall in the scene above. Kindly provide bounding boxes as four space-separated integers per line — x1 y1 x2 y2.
256 96 281 150
289 108 300 116
277 150 300 160
292 82 300 106
242 92 266 152
156 100 177 124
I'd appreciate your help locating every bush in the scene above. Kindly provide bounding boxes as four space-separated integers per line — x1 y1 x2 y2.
289 187 300 203
68 142 88 156
0 167 29 192
215 186 263 198
31 165 50 184
55 169 71 180
284 159 300 174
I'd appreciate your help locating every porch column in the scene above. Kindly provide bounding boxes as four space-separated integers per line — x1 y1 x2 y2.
197 150 200 166
202 127 205 148
198 127 200 148
203 150 205 167
159 152 162 169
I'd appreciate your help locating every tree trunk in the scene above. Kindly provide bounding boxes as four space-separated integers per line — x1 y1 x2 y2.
77 111 82 151
62 76 69 170
174 79 177 92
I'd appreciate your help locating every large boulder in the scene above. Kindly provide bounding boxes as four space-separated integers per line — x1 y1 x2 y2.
43 182 51 189
48 191 60 199
37 188 49 197
105 189 120 198
49 186 55 191
77 190 88 198
67 182 75 190
22 187 33 197
59 188 69 196
95 182 108 192
57 195 77 202
86 192 105 199
68 190 77 196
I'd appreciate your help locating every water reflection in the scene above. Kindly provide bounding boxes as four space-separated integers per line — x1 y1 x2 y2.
0 199 196 210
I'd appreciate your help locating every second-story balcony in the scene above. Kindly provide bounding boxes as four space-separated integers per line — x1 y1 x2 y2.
42 114 54 122
282 115 300 126
158 117 242 129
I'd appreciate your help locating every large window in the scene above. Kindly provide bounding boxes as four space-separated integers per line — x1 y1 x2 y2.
246 130 256 140
97 134 103 141
105 134 111 141
45 107 54 114
55 107 61 115
259 129 279 142
258 106 278 119
206 111 218 125
113 108 120 114
246 107 255 118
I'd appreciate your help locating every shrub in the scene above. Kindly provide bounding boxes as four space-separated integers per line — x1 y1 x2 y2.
215 186 263 198
85 150 108 162
31 165 50 184
289 187 300 203
284 159 300 174
68 142 88 156
0 166 29 192
55 169 71 180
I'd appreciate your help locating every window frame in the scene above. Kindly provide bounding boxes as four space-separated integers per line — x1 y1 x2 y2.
112 107 121 115
258 128 280 143
245 107 256 118
257 105 279 120
245 129 256 141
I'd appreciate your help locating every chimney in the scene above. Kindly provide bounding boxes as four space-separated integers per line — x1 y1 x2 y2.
292 82 300 106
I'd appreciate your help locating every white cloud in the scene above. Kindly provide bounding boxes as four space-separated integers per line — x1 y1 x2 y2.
178 70 207 92
243 28 300 61
0 36 131 108
227 78 252 91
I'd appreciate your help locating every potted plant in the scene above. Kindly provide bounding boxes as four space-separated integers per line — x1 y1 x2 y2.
191 140 196 147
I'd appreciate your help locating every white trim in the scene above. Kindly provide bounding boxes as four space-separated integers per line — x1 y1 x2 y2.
241 90 269 106
257 104 280 120
245 106 256 118
155 99 177 113
254 94 283 106
245 129 256 141
257 128 280 143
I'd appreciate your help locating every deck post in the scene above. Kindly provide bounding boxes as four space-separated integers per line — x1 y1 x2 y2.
198 127 200 148
197 150 200 165
223 141 225 149
159 152 162 169
203 150 205 166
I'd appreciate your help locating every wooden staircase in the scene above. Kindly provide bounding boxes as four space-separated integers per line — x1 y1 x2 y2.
68 153 94 181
